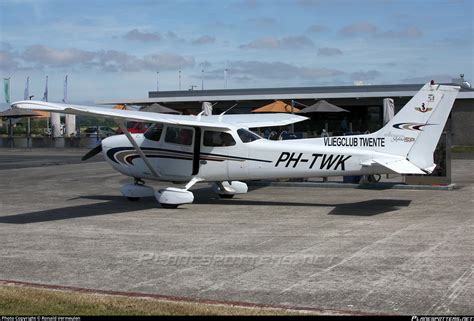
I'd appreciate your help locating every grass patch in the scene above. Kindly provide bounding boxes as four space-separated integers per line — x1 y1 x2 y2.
451 145 474 153
0 285 313 316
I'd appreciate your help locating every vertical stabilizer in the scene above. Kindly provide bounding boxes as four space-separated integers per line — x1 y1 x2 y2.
371 82 459 170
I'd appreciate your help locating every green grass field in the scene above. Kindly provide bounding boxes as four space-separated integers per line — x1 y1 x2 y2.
0 285 315 316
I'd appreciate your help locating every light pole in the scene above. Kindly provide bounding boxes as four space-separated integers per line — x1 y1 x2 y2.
179 70 181 90
201 69 204 90
224 68 228 89
156 71 159 91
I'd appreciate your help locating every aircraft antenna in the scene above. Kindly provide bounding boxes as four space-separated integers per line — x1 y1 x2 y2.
196 110 205 121
219 103 238 116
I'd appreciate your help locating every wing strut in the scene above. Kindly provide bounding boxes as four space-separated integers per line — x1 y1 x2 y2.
117 121 160 178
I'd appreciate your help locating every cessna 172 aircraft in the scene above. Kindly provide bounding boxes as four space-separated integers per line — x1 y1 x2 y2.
11 82 459 208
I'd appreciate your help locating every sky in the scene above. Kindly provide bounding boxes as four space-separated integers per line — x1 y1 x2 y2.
0 0 473 103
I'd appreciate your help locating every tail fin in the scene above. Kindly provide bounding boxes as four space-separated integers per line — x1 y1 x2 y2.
372 82 459 170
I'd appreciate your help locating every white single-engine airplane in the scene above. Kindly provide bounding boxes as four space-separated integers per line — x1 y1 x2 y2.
11 82 459 208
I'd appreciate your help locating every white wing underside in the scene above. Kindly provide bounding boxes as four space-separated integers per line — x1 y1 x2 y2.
11 100 308 129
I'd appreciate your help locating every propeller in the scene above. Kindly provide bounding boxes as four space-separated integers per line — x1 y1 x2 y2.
82 144 103 161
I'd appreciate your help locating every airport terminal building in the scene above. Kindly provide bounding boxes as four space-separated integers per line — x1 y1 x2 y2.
107 81 474 146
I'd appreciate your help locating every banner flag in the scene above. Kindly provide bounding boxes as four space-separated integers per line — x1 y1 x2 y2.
42 76 48 102
3 78 10 104
24 76 29 100
62 75 68 103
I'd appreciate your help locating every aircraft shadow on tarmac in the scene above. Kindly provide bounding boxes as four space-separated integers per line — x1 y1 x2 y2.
0 188 411 224
0 195 157 224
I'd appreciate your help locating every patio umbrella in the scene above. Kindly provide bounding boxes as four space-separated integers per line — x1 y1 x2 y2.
297 100 349 113
0 108 48 118
140 103 182 114
113 104 128 110
252 100 300 113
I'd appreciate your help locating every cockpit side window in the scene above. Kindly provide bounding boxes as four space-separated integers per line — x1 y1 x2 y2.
203 130 236 147
144 123 164 141
237 128 261 143
165 126 193 145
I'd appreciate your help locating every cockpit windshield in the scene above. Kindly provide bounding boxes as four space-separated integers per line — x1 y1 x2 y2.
144 123 163 141
237 128 262 143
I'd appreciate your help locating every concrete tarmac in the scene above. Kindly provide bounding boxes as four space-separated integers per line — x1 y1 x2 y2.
0 149 472 314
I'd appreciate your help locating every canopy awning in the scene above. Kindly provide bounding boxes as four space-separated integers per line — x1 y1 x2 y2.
0 108 50 118
297 100 349 113
252 100 300 113
140 103 182 114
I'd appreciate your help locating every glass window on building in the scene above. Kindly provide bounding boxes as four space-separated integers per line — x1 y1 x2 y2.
367 106 383 133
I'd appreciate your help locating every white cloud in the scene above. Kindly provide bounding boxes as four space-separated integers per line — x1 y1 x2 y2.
141 53 195 70
318 47 343 56
0 42 20 72
0 50 19 72
378 26 422 38
350 70 381 81
307 24 327 33
246 17 276 27
240 36 314 49
123 29 162 42
227 60 344 79
7 45 195 72
22 45 96 67
191 35 216 45
340 22 377 36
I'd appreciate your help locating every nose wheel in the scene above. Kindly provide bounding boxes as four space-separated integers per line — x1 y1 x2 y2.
212 181 248 198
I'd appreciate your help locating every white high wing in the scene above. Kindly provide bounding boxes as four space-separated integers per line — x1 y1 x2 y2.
11 82 460 208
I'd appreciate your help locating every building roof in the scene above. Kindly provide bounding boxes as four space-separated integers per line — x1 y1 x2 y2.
98 83 474 105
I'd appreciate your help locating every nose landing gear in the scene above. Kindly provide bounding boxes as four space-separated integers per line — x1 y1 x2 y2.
212 181 248 198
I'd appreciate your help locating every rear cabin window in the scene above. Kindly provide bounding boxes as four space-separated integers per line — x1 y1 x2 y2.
165 126 193 145
203 131 236 147
237 128 261 143
144 124 163 141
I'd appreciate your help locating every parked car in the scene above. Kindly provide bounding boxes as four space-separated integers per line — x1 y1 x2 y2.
83 126 116 138
115 121 152 134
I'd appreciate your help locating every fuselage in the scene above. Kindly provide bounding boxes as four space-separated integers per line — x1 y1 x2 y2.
101 124 400 183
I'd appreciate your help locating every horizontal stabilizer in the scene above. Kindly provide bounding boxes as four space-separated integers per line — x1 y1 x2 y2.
364 158 425 174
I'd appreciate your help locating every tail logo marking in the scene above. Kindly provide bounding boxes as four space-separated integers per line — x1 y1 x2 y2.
415 103 433 113
393 122 435 131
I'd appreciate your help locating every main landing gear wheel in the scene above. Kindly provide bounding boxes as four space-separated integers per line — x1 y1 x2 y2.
155 187 194 209
218 193 234 199
120 179 155 201
160 203 179 209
